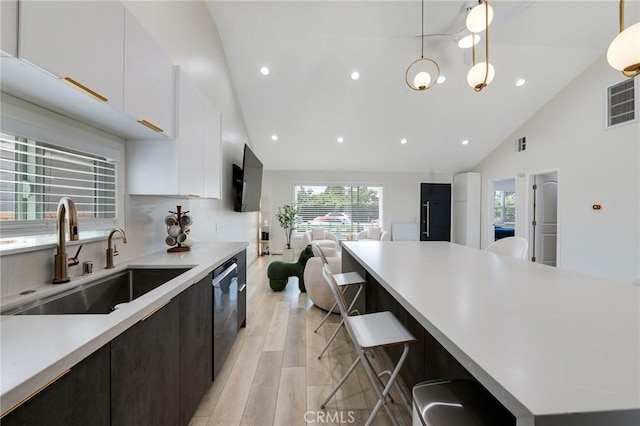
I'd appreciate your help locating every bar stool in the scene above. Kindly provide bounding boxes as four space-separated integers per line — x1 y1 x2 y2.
312 243 367 360
412 380 514 426
320 264 416 426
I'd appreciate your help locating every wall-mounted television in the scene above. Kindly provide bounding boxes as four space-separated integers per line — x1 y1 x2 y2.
233 144 263 212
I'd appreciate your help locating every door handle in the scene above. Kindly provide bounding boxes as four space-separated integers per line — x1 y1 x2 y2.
422 201 430 237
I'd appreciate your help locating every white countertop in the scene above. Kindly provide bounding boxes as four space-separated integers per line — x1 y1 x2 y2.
342 241 640 424
0 242 247 416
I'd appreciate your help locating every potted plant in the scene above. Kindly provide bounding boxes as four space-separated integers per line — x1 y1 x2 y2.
276 203 298 261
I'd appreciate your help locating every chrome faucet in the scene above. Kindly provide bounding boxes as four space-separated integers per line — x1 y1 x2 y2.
106 227 128 269
53 197 80 284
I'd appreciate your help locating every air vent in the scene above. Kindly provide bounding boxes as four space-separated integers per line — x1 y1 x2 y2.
515 137 526 152
606 78 636 128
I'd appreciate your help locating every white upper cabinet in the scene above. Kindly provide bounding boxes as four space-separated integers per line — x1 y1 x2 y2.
202 100 222 199
124 10 174 139
127 69 221 199
1 0 18 56
18 1 125 110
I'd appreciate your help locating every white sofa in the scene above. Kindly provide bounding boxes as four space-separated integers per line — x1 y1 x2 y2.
303 244 341 312
301 228 338 251
355 227 390 241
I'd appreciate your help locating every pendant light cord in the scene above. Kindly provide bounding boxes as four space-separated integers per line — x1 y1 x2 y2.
421 0 424 58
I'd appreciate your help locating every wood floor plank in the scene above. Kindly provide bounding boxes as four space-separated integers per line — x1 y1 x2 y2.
282 307 306 367
241 350 284 426
206 336 265 426
273 367 307 426
263 301 291 351
305 306 335 386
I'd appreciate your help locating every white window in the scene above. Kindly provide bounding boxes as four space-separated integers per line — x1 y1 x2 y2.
0 132 117 238
494 190 516 224
294 184 382 234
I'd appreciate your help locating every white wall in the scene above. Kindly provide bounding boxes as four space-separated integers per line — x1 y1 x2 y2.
473 55 639 283
262 169 453 251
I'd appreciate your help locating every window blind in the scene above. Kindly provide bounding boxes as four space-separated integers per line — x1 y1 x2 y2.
294 185 382 234
0 133 117 236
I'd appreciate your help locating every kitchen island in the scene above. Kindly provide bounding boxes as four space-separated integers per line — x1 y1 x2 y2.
341 241 639 426
0 242 247 421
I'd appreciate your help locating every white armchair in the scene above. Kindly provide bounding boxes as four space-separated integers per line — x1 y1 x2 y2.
303 244 341 312
355 227 389 241
301 228 338 250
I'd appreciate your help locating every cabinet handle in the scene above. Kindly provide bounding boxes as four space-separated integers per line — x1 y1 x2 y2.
0 369 70 418
141 299 171 321
186 194 201 198
239 283 247 292
138 119 164 133
61 77 108 102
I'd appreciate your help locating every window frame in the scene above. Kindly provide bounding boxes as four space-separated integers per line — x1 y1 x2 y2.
292 183 383 237
0 94 125 252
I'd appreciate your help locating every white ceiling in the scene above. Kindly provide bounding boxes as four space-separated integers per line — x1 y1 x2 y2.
207 1 638 173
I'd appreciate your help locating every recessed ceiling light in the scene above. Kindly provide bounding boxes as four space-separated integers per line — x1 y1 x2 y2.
271 134 278 141
437 75 446 84
400 138 408 144
260 66 270 76
351 71 360 80
516 78 526 87
462 139 470 145
337 137 344 143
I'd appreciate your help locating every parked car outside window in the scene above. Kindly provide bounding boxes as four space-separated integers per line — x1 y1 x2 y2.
310 212 351 225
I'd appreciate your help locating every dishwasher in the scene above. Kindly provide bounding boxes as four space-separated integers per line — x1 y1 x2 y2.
212 259 238 379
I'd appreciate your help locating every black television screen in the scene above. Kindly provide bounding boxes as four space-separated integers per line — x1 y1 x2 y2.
233 144 263 212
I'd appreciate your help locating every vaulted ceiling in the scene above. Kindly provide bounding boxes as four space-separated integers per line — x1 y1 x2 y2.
207 1 638 173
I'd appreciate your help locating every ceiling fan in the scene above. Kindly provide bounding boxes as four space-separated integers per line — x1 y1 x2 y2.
418 0 536 64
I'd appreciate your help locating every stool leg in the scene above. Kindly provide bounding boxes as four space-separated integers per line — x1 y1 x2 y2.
364 343 410 426
314 302 337 333
317 318 344 360
320 356 360 409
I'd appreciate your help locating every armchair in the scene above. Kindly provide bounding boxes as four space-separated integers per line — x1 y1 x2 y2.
303 244 341 312
301 228 338 250
355 227 389 241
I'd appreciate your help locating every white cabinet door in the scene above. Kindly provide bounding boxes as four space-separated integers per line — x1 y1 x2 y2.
128 70 222 199
1 0 17 56
177 72 204 197
18 1 125 109
202 101 222 199
124 10 174 138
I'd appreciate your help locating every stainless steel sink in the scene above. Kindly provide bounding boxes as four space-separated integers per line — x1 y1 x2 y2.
1 268 192 315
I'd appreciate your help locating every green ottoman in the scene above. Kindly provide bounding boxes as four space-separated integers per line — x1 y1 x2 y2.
267 245 314 292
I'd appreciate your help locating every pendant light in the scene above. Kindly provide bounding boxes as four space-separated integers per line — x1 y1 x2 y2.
607 0 640 78
405 0 440 91
466 0 494 91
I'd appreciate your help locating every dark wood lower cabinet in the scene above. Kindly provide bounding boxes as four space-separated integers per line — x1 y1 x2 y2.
178 273 213 426
111 300 180 426
2 344 110 426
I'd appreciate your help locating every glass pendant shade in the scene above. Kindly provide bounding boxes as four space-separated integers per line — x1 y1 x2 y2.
458 34 481 49
607 22 640 76
467 62 495 90
466 3 494 33
413 71 432 90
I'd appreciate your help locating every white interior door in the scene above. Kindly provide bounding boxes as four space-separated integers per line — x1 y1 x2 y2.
532 173 558 266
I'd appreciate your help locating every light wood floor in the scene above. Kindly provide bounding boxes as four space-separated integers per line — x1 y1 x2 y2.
189 255 412 426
